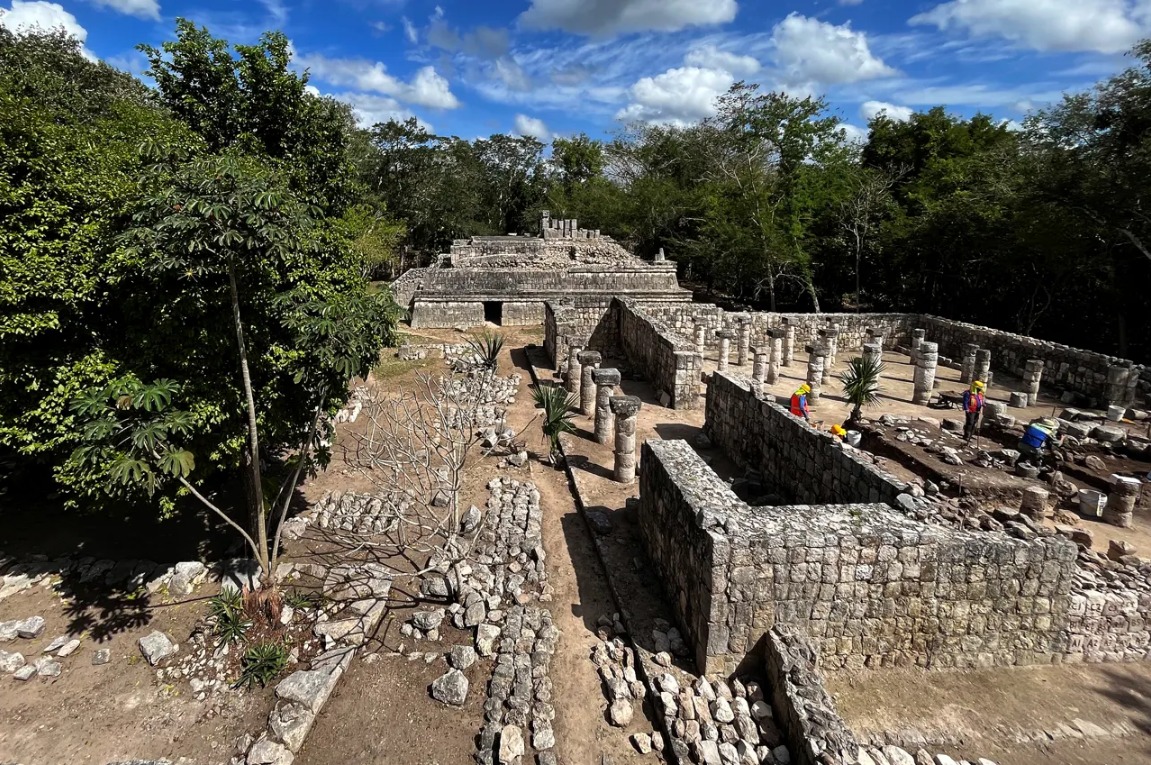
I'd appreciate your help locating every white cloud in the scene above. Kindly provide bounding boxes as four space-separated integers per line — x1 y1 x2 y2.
841 123 869 144
519 0 737 37
861 99 914 122
910 0 1147 55
296 52 461 109
91 0 160 20
839 0 864 5
0 1 94 58
616 65 734 125
402 16 418 44
514 113 551 140
332 92 424 129
684 44 761 76
771 14 896 88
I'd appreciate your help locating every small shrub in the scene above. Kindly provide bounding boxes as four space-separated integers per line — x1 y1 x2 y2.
209 589 251 644
532 384 579 461
284 589 322 610
467 332 504 371
236 642 290 689
839 355 884 424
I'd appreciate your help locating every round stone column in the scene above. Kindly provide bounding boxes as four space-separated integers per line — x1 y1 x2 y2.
912 341 939 406
609 395 642 483
567 342 585 397
781 321 795 367
1104 480 1141 528
818 327 840 385
693 321 707 362
959 343 979 384
1020 487 1049 522
716 329 734 373
737 319 752 367
910 328 926 366
866 328 886 359
592 367 622 445
973 349 992 386
578 351 601 416
1023 359 1044 406
752 347 768 384
768 330 784 384
1104 364 1131 407
806 346 825 405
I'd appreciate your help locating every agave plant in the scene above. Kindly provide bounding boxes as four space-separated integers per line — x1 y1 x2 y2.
839 354 884 424
467 331 504 372
531 384 579 463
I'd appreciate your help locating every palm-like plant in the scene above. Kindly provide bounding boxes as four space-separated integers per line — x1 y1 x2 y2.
839 355 884 424
531 384 579 463
467 332 504 372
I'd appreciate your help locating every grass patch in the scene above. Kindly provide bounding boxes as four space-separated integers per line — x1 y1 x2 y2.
372 354 437 380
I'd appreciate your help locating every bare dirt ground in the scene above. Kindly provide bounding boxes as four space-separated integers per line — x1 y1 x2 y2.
0 578 264 765
831 662 1151 765
296 326 652 765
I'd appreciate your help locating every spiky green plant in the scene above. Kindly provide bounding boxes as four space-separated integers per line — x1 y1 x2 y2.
839 355 884 424
284 589 323 610
209 589 252 644
531 384 579 461
467 332 504 371
236 642 290 689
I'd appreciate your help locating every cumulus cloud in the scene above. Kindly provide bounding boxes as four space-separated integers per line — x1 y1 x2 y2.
514 113 551 140
332 92 423 129
427 9 508 59
910 0 1147 54
402 16 418 44
616 65 735 125
519 0 737 37
684 44 761 76
91 0 160 20
771 14 896 88
0 1 94 58
296 52 460 109
840 123 869 144
861 100 914 122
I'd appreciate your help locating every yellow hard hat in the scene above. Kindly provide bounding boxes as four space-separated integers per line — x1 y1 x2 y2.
831 424 846 436
972 380 986 391
798 383 811 394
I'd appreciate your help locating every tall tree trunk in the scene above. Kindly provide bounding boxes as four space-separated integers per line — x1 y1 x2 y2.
806 275 821 313
228 261 269 576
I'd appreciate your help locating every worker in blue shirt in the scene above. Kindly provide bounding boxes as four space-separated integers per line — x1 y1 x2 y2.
1019 418 1061 467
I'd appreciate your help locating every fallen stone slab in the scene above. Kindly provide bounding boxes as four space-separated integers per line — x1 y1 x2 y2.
16 616 45 639
92 649 111 665
246 735 293 765
269 700 316 751
275 669 339 714
35 657 61 677
13 664 36 681
430 668 469 706
138 631 178 665
0 650 26 673
449 644 477 670
57 639 81 657
498 725 524 765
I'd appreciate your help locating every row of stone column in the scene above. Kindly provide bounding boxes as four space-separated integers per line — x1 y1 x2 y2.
563 344 642 484
1019 481 1143 530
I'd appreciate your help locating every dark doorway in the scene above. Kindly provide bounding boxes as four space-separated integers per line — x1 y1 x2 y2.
483 301 502 325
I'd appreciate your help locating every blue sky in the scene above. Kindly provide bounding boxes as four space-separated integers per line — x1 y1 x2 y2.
1 0 1144 141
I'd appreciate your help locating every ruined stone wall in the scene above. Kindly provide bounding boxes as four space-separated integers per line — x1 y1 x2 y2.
409 300 484 329
544 301 618 372
616 299 702 409
705 372 909 506
639 440 1079 676
388 267 429 313
920 315 1147 403
502 301 546 326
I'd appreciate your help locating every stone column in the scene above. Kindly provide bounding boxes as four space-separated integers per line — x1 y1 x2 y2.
1103 480 1141 529
805 346 825 405
693 322 707 361
609 396 642 483
578 351 601 417
768 330 785 385
752 347 768 384
567 342 584 398
1020 487 1049 522
959 344 979 384
973 349 991 386
1104 364 1131 407
781 320 795 367
716 329 734 373
737 320 752 367
910 329 926 366
866 328 886 354
862 342 882 367
818 327 840 385
592 368 621 445
912 341 939 406
1023 359 1044 406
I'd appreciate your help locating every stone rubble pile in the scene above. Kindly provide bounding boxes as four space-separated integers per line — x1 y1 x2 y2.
312 490 409 535
0 554 215 602
441 373 522 429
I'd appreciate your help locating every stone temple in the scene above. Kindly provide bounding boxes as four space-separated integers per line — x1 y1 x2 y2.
391 211 690 328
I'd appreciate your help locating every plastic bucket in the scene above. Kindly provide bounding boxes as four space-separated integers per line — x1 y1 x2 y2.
845 430 862 448
1079 489 1107 517
1107 405 1125 422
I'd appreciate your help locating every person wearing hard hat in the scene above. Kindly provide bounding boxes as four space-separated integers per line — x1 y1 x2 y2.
790 383 812 422
1019 417 1061 467
830 424 847 440
962 380 986 441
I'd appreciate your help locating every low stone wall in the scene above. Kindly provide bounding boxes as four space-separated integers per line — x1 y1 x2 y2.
705 372 909 505
544 301 617 372
502 301 546 326
409 300 485 328
763 627 858 765
638 439 1079 676
616 299 702 409
920 315 1146 404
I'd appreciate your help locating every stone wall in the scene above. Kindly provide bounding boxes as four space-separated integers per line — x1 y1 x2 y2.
920 315 1147 404
638 439 1079 676
616 299 702 409
705 372 909 506
502 301 546 326
409 300 484 329
544 301 618 373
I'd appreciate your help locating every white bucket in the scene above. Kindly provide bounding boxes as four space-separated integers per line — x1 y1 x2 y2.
845 430 862 448
1079 489 1107 517
1107 405 1125 422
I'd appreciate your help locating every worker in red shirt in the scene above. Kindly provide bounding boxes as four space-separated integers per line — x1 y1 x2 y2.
790 383 812 422
962 380 985 441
